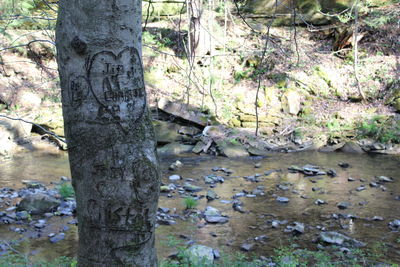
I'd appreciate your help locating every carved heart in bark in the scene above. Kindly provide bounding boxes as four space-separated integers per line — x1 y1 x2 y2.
96 180 117 198
88 48 146 127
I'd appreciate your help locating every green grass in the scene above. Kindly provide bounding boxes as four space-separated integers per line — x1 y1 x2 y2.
182 197 198 210
57 183 75 200
0 252 76 267
357 116 400 144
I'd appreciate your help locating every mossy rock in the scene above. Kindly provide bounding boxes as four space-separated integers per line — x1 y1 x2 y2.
228 117 242 127
215 140 249 158
152 120 182 144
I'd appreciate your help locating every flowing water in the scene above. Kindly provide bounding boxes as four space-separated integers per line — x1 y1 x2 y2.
1 150 399 263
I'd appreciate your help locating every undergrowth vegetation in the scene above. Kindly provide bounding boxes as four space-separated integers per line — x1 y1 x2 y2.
183 197 198 210
357 116 400 144
57 182 75 200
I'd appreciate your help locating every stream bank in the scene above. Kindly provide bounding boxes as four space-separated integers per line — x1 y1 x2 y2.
0 150 399 265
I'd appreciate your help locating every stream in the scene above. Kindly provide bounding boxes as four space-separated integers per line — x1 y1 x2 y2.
0 150 399 263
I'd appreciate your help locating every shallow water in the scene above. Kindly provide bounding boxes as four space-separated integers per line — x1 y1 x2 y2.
1 151 399 263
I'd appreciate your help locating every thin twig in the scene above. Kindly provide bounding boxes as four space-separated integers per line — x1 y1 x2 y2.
0 39 55 52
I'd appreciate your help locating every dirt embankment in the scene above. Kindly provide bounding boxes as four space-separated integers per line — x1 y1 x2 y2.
0 4 399 157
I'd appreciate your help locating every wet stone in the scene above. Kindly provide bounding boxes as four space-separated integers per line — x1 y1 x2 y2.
204 174 224 184
272 220 288 228
378 176 393 182
327 169 337 177
233 192 246 198
232 201 245 213
369 182 378 188
371 216 384 221
278 185 289 191
169 160 183 171
213 249 220 259
67 219 78 225
204 206 229 224
15 211 29 220
252 187 265 196
183 183 202 192
169 175 181 181
158 207 170 213
17 193 60 215
49 233 65 243
337 202 351 210
319 231 366 247
240 243 255 252
356 185 366 192
243 176 259 182
60 176 71 182
254 235 268 242
276 197 289 203
160 185 172 192
286 222 305 235
389 219 400 230
206 190 218 201
315 199 327 205
338 162 350 168
34 219 46 229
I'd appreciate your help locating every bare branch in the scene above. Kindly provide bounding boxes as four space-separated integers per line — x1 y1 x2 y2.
0 114 66 144
0 39 55 52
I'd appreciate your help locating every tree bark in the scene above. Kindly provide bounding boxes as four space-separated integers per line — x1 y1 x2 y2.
55 1 160 266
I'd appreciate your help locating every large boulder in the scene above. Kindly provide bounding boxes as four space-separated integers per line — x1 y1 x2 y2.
215 140 249 157
17 193 60 215
158 98 213 127
319 231 366 247
340 141 364 153
204 206 229 223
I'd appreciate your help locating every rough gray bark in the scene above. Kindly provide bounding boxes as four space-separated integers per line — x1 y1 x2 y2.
55 1 160 266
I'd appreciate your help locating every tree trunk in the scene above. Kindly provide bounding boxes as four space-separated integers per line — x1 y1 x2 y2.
189 0 211 60
55 1 160 266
